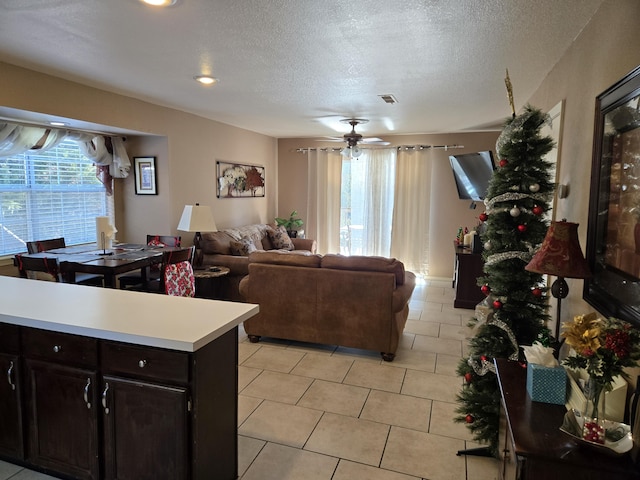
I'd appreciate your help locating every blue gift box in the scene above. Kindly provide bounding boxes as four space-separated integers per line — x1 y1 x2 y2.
526 363 567 405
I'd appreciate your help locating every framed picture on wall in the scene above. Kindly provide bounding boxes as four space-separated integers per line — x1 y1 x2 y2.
134 156 157 195
216 161 265 198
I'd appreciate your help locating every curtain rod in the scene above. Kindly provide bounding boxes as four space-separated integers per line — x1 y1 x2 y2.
295 144 464 153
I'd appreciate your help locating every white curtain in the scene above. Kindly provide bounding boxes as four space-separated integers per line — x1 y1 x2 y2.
0 123 67 156
306 149 342 254
390 147 432 277
362 148 396 256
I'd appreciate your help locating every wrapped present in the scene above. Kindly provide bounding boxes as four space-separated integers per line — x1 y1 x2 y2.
526 363 567 405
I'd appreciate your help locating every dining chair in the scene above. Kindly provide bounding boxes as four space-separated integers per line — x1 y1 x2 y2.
15 255 61 282
118 235 182 290
25 237 104 286
147 246 195 297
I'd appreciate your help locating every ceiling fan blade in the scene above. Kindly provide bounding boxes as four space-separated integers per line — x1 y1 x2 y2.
361 138 390 145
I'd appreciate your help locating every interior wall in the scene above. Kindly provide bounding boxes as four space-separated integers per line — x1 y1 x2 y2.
0 62 278 248
525 0 640 323
278 131 501 278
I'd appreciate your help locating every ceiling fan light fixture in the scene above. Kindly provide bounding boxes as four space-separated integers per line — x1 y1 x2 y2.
340 147 351 158
351 146 363 158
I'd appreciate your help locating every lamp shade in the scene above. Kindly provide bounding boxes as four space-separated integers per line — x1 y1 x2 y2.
177 204 217 233
525 220 591 278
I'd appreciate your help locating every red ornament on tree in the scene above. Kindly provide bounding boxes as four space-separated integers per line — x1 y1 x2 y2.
517 224 527 232
464 372 473 384
493 299 503 309
532 287 542 297
481 284 491 296
532 205 544 216
478 212 488 222
465 414 474 424
499 159 508 167
480 355 488 362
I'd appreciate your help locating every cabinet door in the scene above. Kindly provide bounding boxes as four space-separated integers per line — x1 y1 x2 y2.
102 375 189 480
25 359 99 480
0 353 24 460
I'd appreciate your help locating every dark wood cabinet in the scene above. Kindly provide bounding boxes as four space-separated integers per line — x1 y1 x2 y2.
0 352 23 460
453 244 485 308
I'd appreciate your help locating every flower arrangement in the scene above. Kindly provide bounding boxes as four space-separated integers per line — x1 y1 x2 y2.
562 312 640 389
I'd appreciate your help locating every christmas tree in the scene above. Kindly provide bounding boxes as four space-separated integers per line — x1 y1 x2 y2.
454 104 555 456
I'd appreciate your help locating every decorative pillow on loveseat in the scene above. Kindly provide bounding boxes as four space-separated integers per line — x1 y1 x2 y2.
320 254 406 285
267 225 294 250
230 237 258 256
248 250 321 267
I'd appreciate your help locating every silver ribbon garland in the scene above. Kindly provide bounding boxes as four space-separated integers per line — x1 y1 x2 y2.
484 250 533 266
484 192 551 210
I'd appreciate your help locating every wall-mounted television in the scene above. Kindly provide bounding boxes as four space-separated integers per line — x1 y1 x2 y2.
449 151 495 201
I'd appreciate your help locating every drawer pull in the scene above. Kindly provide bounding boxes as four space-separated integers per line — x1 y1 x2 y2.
7 361 15 391
102 382 110 414
53 345 62 353
83 378 92 409
138 359 147 368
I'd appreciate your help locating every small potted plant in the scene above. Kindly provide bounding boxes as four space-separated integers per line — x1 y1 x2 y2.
275 210 304 238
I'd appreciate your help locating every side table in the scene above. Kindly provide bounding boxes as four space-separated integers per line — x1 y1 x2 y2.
194 266 230 300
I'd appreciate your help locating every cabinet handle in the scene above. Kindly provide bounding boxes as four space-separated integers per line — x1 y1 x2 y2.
83 378 92 409
53 345 62 353
138 359 147 368
7 361 15 391
101 382 110 414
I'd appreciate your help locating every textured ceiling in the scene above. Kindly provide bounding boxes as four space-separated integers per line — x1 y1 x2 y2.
0 0 604 138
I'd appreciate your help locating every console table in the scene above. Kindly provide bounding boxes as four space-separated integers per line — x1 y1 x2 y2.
0 276 258 480
496 358 640 480
452 243 484 308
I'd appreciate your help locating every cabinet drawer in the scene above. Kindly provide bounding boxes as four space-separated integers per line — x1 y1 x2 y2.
22 328 97 368
101 341 189 384
0 323 20 354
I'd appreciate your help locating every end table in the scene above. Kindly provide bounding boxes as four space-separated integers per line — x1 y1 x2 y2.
193 266 230 300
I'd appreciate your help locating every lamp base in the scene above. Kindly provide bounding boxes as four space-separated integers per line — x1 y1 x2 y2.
193 232 204 268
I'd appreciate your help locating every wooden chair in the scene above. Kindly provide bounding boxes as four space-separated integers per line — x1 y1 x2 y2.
118 235 182 289
15 255 61 282
25 237 104 287
148 246 195 296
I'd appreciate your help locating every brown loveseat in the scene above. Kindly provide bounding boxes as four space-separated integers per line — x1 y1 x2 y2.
238 251 416 361
200 224 316 301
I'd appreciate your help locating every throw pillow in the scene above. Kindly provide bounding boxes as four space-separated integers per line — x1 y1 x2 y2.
267 225 294 251
230 237 258 256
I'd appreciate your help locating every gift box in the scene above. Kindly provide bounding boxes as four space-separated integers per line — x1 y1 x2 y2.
526 363 567 405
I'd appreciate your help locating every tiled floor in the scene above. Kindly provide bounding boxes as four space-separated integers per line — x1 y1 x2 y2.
0 278 499 480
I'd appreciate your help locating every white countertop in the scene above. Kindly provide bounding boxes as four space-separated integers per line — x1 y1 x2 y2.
0 276 259 352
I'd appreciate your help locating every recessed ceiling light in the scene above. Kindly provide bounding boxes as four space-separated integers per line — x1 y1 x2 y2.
140 0 178 7
194 75 218 85
49 121 68 127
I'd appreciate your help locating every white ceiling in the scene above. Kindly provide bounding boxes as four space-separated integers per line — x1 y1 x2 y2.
0 0 604 138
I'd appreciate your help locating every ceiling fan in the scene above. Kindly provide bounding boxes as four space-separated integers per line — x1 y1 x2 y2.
323 119 390 157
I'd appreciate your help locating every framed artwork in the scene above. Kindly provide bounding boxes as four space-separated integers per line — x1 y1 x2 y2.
584 65 640 327
134 156 157 195
217 161 265 198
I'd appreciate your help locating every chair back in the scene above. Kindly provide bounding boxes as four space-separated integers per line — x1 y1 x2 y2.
15 255 60 282
147 235 181 247
26 237 66 254
161 247 195 297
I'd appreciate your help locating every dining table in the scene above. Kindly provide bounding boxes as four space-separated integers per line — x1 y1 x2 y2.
16 243 180 288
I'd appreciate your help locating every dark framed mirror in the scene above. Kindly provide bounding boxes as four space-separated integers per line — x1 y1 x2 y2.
584 65 640 326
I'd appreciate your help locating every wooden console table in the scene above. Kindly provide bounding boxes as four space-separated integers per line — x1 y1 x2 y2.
452 243 484 309
496 358 640 480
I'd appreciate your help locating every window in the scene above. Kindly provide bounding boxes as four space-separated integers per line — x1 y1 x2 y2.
0 139 112 255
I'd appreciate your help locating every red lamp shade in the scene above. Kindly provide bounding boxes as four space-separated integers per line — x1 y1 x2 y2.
525 221 591 279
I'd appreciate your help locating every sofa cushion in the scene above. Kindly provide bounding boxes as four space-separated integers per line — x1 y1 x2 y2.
267 225 294 250
249 250 321 268
201 231 236 255
320 254 405 285
230 237 258 256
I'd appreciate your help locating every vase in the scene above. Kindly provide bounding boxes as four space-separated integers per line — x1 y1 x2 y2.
582 377 606 444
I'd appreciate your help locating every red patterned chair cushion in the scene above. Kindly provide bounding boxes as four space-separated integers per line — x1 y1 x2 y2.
164 261 195 297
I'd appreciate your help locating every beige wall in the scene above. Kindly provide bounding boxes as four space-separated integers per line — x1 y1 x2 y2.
0 62 278 248
525 0 640 323
278 132 500 278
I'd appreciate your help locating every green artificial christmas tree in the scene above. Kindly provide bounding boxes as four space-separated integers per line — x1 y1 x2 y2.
454 104 555 456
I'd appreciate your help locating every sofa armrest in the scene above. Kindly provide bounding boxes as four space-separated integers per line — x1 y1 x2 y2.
292 237 317 253
201 253 249 276
392 271 416 312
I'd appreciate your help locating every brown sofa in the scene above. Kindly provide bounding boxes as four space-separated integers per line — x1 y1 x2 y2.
238 251 416 361
200 224 316 301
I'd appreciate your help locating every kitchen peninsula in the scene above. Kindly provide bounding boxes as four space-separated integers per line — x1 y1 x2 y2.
0 276 258 480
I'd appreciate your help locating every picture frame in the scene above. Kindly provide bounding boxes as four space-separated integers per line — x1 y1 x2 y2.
216 161 265 198
584 65 640 327
134 156 157 195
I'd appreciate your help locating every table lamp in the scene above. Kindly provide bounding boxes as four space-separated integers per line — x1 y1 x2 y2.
525 220 591 342
177 203 217 268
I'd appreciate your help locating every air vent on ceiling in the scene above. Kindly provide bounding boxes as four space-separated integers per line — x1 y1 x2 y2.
378 94 398 104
